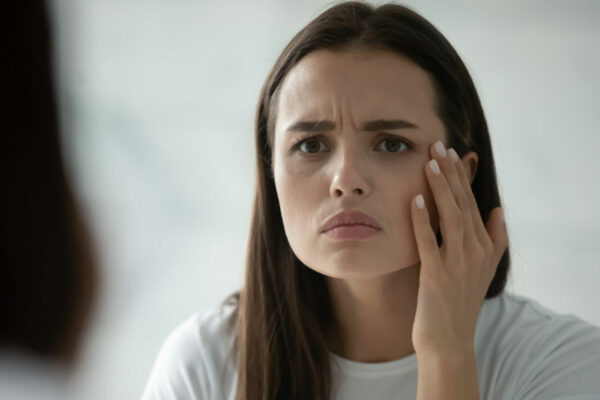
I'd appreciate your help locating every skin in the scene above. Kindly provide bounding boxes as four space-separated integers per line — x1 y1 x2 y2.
272 48 489 363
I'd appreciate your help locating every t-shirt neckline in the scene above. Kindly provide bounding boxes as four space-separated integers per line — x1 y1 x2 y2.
329 351 418 377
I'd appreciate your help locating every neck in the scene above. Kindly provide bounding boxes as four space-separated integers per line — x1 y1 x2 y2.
325 263 420 363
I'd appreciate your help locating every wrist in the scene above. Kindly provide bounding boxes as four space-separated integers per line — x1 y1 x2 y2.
415 344 476 364
416 347 480 400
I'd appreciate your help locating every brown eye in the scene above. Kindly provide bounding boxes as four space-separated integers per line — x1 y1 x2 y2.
376 137 409 153
298 138 327 153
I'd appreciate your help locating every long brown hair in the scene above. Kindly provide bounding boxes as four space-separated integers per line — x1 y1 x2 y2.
229 2 510 398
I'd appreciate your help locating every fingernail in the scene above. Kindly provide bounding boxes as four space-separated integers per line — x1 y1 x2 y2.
448 148 459 162
429 159 440 175
416 194 425 209
434 140 447 157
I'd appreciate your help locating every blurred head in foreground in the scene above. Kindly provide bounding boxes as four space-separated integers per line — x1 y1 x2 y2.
0 0 97 371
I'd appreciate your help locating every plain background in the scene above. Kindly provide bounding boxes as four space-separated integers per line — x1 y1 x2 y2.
48 1 600 399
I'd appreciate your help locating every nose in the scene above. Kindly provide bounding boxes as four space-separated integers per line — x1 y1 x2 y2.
329 147 370 199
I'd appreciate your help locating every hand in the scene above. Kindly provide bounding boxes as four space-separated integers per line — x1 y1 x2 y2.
410 141 508 358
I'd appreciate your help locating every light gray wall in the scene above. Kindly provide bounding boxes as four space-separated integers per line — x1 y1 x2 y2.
49 1 600 399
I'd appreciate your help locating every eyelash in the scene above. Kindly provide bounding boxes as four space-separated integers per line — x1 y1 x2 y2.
290 134 414 155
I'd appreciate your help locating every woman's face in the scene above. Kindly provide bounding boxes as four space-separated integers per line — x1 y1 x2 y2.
272 49 446 279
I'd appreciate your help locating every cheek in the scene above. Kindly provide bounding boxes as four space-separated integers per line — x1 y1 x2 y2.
274 153 325 218
386 176 426 238
274 170 318 244
384 171 437 254
386 161 439 233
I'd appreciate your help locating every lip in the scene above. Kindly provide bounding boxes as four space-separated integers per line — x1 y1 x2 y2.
321 210 382 234
325 225 380 240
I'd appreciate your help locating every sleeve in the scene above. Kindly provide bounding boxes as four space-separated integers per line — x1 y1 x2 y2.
141 315 211 400
512 314 600 400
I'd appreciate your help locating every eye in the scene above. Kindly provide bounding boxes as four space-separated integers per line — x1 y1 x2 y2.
290 135 413 155
293 137 328 154
375 136 411 153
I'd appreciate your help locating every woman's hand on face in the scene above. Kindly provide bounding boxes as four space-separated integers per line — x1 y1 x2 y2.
410 141 508 358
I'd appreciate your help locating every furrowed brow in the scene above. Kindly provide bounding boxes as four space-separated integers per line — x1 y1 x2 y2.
361 119 419 131
285 119 418 133
285 120 336 133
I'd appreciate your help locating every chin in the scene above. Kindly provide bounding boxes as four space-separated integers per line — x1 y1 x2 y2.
303 255 419 280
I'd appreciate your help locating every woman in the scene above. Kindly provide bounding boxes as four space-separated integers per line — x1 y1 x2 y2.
142 2 600 399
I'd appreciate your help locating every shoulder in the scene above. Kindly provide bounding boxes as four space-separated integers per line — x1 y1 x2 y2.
478 291 600 346
159 303 238 371
476 292 600 399
141 302 239 400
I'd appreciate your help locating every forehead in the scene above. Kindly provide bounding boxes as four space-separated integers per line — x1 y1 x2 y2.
275 48 440 134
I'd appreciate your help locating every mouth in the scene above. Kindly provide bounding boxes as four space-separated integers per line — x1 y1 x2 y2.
323 224 381 240
321 210 381 234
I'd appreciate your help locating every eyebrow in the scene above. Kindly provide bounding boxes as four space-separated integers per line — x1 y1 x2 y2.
285 119 419 133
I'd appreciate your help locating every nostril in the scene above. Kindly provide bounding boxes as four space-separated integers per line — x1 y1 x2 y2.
334 188 364 196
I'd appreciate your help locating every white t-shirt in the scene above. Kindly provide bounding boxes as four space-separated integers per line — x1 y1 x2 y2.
141 292 600 399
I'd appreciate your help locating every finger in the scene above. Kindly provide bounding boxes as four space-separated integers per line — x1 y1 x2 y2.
486 207 509 275
424 157 463 264
430 142 476 248
453 151 490 249
412 193 443 270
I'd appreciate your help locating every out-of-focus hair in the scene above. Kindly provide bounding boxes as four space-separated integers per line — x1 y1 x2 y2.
0 0 96 364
